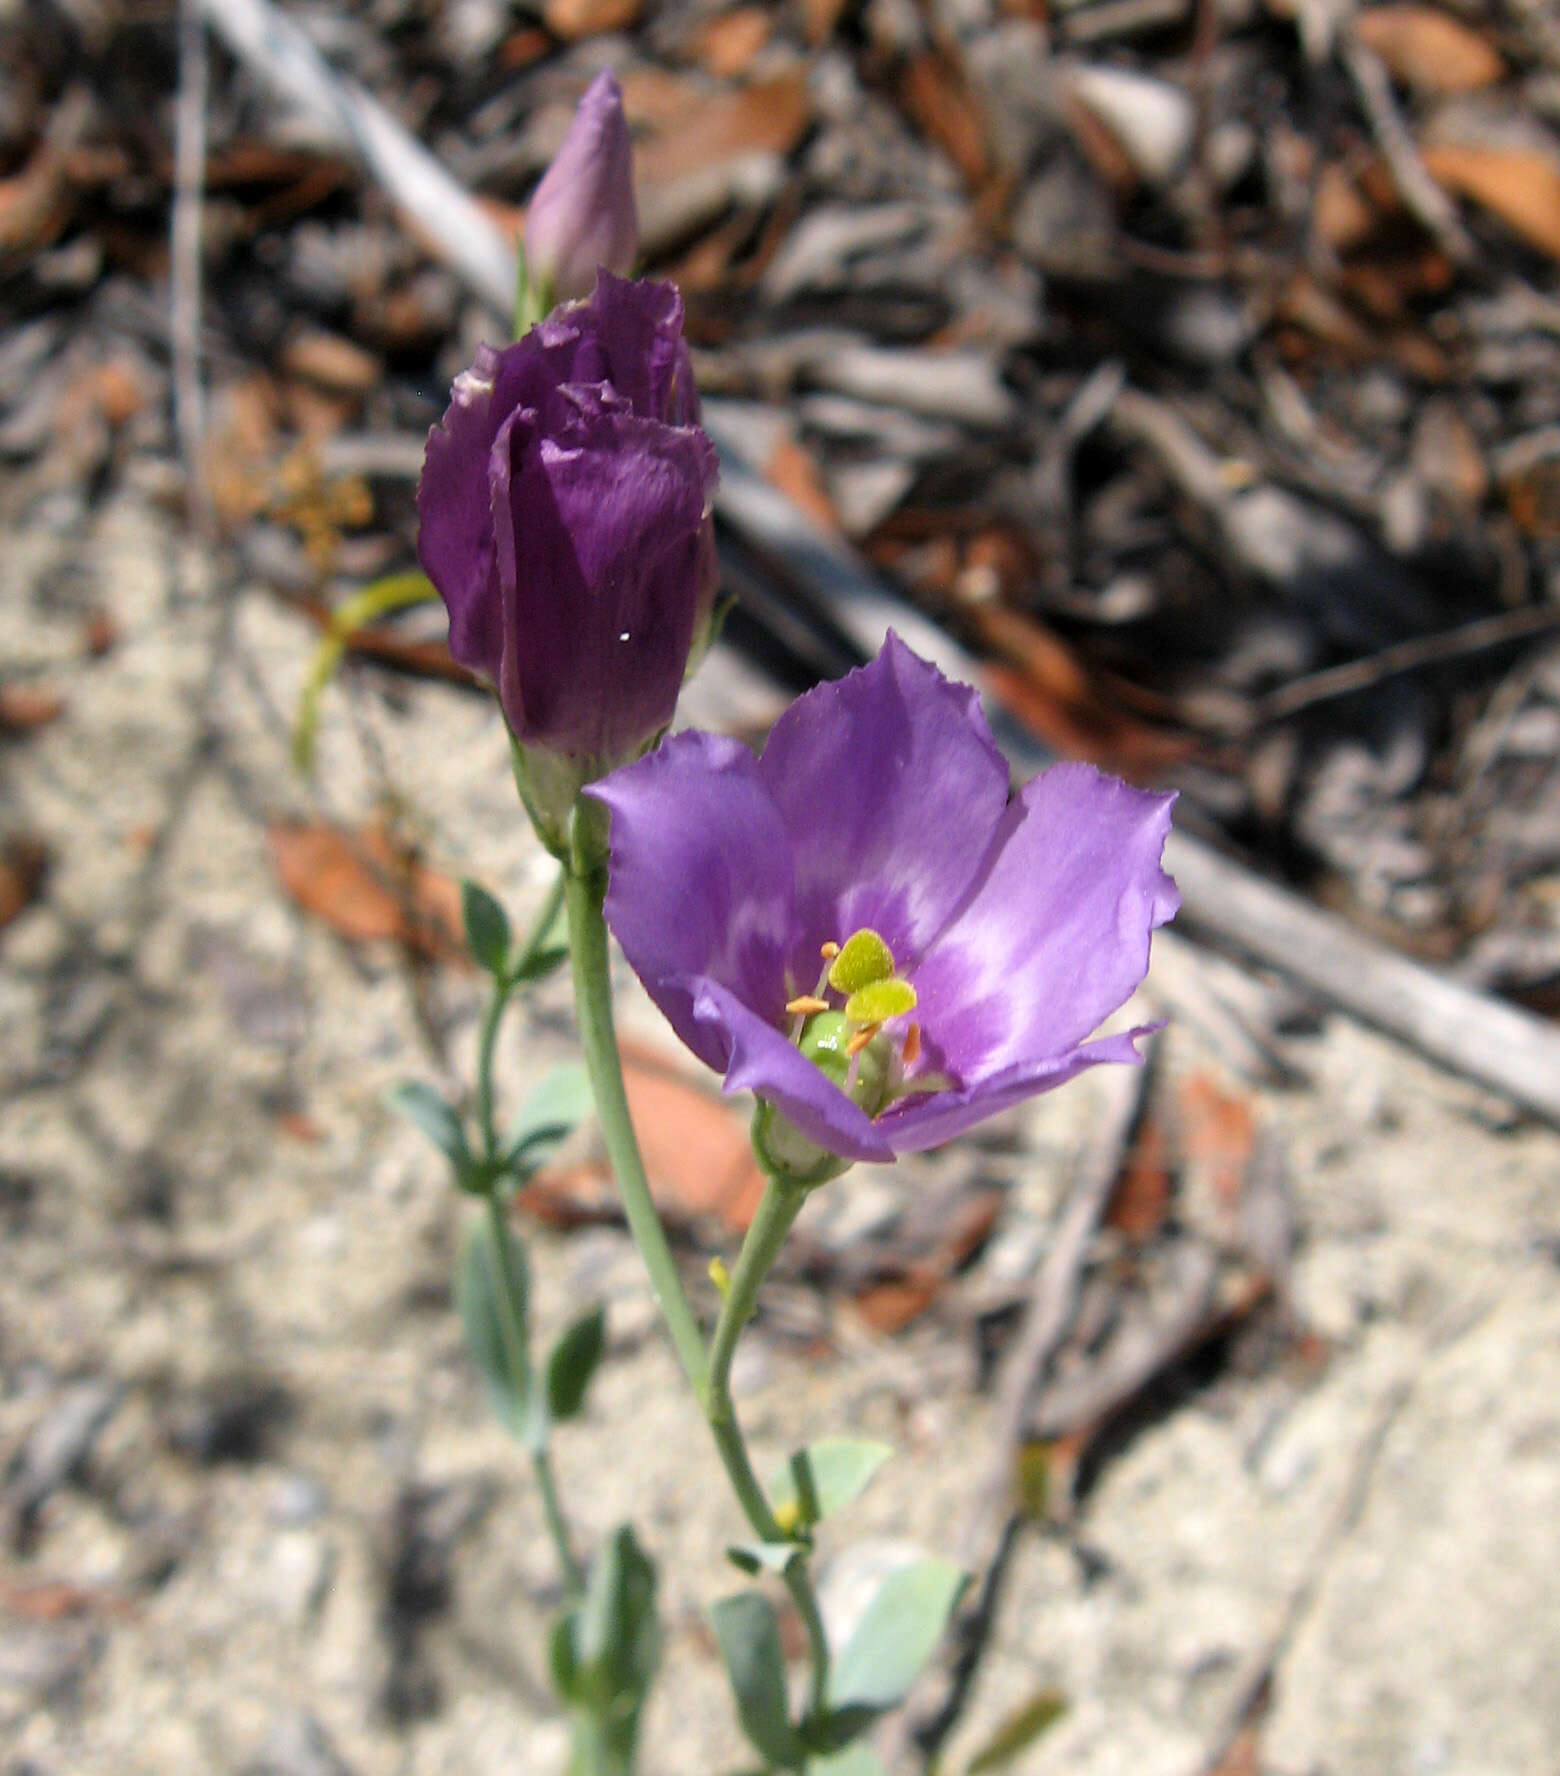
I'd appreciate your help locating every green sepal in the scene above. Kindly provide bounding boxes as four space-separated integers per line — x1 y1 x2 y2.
461 880 512 978
455 1217 531 1439
389 1080 473 1179
546 1303 607 1423
768 1440 895 1534
499 1063 593 1176
711 1592 805 1770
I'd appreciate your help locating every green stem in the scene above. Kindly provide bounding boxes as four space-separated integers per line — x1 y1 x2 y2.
564 827 830 1721
473 867 566 1170
564 851 710 1396
532 1441 584 1601
707 1173 832 1721
474 980 508 1164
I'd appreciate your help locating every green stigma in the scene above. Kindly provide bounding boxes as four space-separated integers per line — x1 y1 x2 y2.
827 928 896 996
844 977 917 1026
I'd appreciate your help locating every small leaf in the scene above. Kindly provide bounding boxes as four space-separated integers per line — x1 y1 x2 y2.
546 1303 606 1422
548 1609 582 1703
769 1440 894 1531
809 1747 888 1776
389 1080 471 1171
501 1063 594 1173
726 1541 805 1578
462 880 512 977
513 940 570 985
965 1688 1068 1772
712 1593 805 1769
578 1524 660 1706
456 1218 530 1438
828 1557 966 1715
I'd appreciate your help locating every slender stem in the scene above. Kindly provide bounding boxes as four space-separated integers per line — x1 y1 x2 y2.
474 980 508 1163
515 867 568 975
482 1190 533 1411
564 856 710 1395
532 1441 584 1600
707 1173 832 1720
564 835 831 1719
473 867 565 1169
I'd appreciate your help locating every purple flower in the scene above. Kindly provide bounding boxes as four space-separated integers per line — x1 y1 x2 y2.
525 70 638 303
588 636 1178 1167
417 274 718 779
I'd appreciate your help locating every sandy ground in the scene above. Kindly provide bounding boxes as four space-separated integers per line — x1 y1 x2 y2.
2 492 1558 1775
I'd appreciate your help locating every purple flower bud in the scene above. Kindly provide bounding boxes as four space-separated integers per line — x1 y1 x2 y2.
588 636 1179 1169
525 70 638 304
416 274 718 809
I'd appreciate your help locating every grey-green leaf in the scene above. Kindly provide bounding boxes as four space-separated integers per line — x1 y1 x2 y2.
501 1063 594 1174
828 1558 966 1715
546 1303 606 1423
389 1080 470 1171
455 1217 530 1438
808 1747 888 1776
769 1439 894 1531
712 1593 805 1770
578 1524 660 1705
462 880 512 977
512 940 570 987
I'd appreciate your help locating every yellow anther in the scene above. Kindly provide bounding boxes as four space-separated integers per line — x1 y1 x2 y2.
786 994 831 1016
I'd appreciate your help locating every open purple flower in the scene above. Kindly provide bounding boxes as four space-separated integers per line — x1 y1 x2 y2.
525 70 638 304
417 273 718 795
588 635 1178 1169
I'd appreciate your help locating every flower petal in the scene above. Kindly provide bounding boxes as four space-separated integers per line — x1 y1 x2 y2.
911 764 1177 1082
692 980 896 1162
584 272 700 425
524 70 637 302
757 633 1012 967
875 1026 1158 1152
590 732 797 1070
490 399 716 757
416 344 507 680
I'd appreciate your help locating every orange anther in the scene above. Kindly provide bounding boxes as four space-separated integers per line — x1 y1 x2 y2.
820 940 840 960
902 1022 922 1066
786 994 831 1016
845 1024 879 1057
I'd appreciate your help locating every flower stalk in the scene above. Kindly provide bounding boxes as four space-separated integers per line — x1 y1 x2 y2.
565 812 836 1726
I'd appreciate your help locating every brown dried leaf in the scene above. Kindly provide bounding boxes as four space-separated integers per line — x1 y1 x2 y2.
693 7 773 77
1422 143 1560 263
1355 7 1504 95
0 837 48 933
268 822 463 961
900 53 990 189
543 0 641 41
1106 1113 1173 1240
632 73 811 192
281 330 382 397
1175 1073 1257 1216
763 434 840 533
801 0 850 44
0 684 65 733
